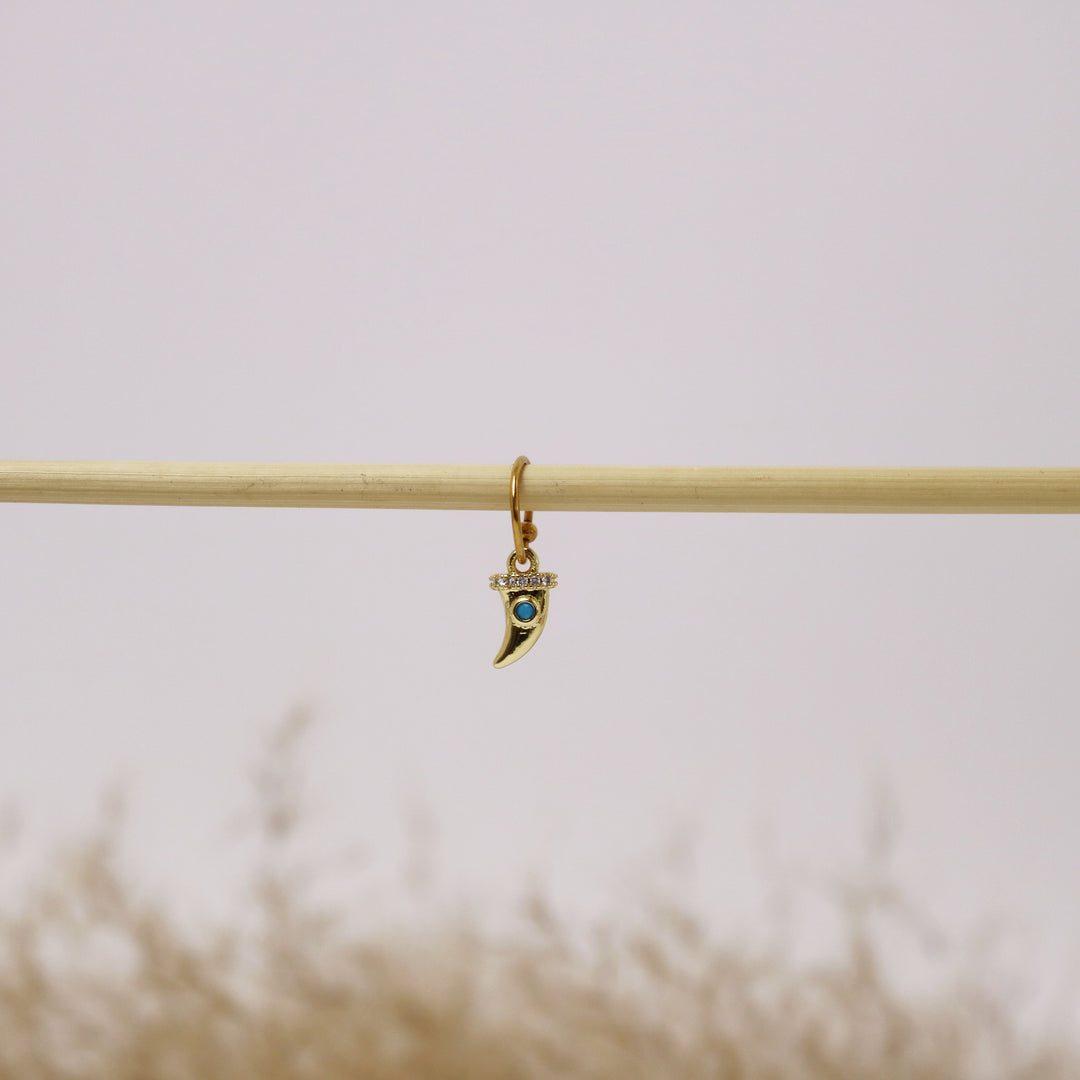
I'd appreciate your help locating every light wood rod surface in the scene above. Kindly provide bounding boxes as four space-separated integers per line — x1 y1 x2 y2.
2 462 1080 513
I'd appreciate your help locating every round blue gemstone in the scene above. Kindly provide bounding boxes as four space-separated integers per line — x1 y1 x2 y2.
513 600 537 622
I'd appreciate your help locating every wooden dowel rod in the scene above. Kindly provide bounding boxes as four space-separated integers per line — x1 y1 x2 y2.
2 462 1080 513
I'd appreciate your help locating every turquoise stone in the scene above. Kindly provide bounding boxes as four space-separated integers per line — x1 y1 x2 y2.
513 600 537 621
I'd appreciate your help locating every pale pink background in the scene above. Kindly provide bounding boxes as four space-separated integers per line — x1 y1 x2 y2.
2 0 1078 1020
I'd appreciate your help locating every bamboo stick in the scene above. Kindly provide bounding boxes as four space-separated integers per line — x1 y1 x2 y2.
1 461 1079 512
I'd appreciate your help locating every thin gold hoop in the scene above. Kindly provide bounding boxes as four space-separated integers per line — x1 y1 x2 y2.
509 455 536 564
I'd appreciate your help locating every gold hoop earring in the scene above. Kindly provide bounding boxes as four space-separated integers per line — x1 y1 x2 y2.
489 456 558 668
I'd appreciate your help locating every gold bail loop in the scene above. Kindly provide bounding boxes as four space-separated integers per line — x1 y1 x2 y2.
510 455 536 565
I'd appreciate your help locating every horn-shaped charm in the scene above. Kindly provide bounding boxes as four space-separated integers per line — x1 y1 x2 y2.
490 549 558 668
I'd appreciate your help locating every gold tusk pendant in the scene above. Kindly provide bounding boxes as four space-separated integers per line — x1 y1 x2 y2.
490 456 558 667
490 549 558 668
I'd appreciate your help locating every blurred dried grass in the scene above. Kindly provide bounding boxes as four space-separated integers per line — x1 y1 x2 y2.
0 714 1075 1079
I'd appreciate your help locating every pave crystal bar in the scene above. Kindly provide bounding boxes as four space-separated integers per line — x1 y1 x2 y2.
489 572 558 590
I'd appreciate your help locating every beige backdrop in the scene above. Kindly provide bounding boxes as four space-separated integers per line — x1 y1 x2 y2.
2 0 1078 1024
